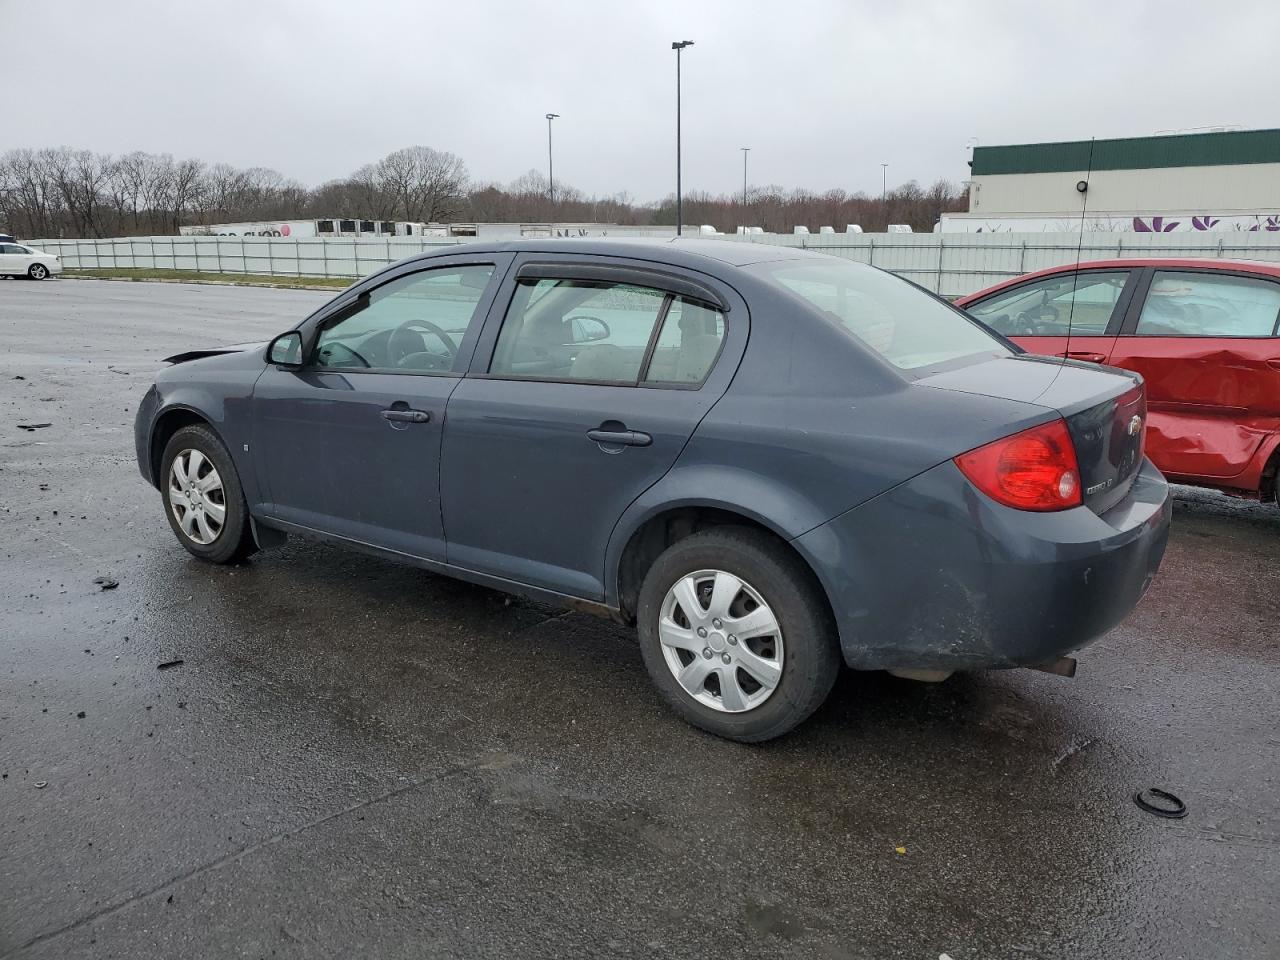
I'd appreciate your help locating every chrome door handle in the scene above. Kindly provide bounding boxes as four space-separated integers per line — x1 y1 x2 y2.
587 428 652 447
381 408 431 423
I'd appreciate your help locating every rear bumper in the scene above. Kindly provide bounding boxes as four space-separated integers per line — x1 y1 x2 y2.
794 457 1171 671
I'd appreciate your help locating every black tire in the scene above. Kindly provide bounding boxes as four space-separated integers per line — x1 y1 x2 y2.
636 526 840 742
27 263 49 280
159 424 257 564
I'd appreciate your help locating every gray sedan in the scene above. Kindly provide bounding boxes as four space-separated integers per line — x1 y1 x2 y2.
134 239 1170 741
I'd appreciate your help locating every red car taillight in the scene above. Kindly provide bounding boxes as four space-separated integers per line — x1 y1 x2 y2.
954 419 1082 512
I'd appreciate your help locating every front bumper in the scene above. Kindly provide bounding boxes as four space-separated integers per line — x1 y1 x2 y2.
134 384 160 486
794 457 1171 671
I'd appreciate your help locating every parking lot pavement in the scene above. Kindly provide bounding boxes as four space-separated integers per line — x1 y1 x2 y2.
1 278 1278 959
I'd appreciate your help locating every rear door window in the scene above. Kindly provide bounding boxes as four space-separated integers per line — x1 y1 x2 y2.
1134 272 1280 337
643 298 726 385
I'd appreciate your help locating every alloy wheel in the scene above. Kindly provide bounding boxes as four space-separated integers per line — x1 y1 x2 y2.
168 449 226 545
658 569 784 713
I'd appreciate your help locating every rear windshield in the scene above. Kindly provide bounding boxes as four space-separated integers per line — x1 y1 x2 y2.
751 259 1010 371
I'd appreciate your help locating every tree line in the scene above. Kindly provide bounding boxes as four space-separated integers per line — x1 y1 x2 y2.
0 144 967 239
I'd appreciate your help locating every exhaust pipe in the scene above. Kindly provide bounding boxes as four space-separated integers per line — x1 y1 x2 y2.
1029 656 1077 678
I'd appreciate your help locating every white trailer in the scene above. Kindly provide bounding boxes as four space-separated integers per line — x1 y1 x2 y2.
179 219 431 238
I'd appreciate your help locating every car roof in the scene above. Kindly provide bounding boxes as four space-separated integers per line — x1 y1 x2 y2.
956 257 1280 304
402 237 828 272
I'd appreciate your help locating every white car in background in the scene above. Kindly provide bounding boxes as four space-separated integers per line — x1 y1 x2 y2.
0 242 61 280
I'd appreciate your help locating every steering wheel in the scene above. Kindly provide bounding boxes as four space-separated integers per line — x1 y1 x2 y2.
1015 303 1059 335
389 319 458 368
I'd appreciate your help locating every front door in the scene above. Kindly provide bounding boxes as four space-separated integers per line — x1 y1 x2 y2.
252 259 507 560
1108 268 1280 480
963 268 1136 363
440 256 744 599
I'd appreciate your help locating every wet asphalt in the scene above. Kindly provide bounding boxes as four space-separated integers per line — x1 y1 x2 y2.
1 278 1277 959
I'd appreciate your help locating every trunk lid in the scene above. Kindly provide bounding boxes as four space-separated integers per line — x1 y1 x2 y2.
1063 381 1146 514
919 354 1147 514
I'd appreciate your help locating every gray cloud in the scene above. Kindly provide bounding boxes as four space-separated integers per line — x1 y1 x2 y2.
3 0 1277 202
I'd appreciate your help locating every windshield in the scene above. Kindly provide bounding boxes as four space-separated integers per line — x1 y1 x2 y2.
751 259 1010 371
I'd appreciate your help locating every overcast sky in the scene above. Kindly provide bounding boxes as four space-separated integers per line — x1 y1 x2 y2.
3 0 1277 202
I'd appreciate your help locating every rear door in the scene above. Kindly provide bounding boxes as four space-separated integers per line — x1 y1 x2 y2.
440 255 746 600
1107 268 1280 481
963 269 1138 363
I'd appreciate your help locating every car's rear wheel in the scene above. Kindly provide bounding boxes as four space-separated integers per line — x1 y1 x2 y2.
636 526 840 742
27 263 48 280
160 424 256 564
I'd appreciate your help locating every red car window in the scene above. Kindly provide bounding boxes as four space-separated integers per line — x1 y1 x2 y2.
1135 272 1280 337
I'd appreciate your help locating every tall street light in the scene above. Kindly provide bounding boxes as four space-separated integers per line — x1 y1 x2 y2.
545 113 560 209
741 147 750 213
672 40 694 236
880 162 888 204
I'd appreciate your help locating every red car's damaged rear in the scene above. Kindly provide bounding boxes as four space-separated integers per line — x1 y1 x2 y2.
957 258 1280 504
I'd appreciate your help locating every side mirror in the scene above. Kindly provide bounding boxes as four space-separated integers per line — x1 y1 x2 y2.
268 331 304 367
569 316 611 343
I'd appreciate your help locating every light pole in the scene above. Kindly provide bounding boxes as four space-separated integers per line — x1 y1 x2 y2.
880 163 888 204
672 40 694 236
545 113 560 210
740 147 750 213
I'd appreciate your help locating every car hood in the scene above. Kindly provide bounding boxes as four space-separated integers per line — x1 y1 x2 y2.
163 341 267 365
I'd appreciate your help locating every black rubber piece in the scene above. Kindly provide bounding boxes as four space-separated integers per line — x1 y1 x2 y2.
1133 788 1188 819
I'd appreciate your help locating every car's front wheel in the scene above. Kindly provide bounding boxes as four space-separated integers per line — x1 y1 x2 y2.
27 263 49 280
636 526 840 742
160 424 256 564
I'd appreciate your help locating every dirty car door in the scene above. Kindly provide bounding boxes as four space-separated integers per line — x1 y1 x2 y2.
440 256 744 600
252 258 507 559
1107 269 1280 480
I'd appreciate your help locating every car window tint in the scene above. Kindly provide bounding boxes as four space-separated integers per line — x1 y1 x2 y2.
314 264 494 372
753 260 1008 371
966 272 1128 336
1135 271 1280 337
490 279 668 383
643 297 725 385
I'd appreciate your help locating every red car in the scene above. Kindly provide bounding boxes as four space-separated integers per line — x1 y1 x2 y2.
957 259 1280 503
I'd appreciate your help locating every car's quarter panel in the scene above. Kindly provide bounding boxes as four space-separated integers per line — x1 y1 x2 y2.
795 457 1171 671
602 285 1076 610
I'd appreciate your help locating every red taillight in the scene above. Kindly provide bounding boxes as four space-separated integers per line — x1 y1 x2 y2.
954 419 1082 512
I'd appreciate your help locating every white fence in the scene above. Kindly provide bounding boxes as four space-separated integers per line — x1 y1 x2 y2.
28 230 1280 298
28 235 469 284
733 232 1280 298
